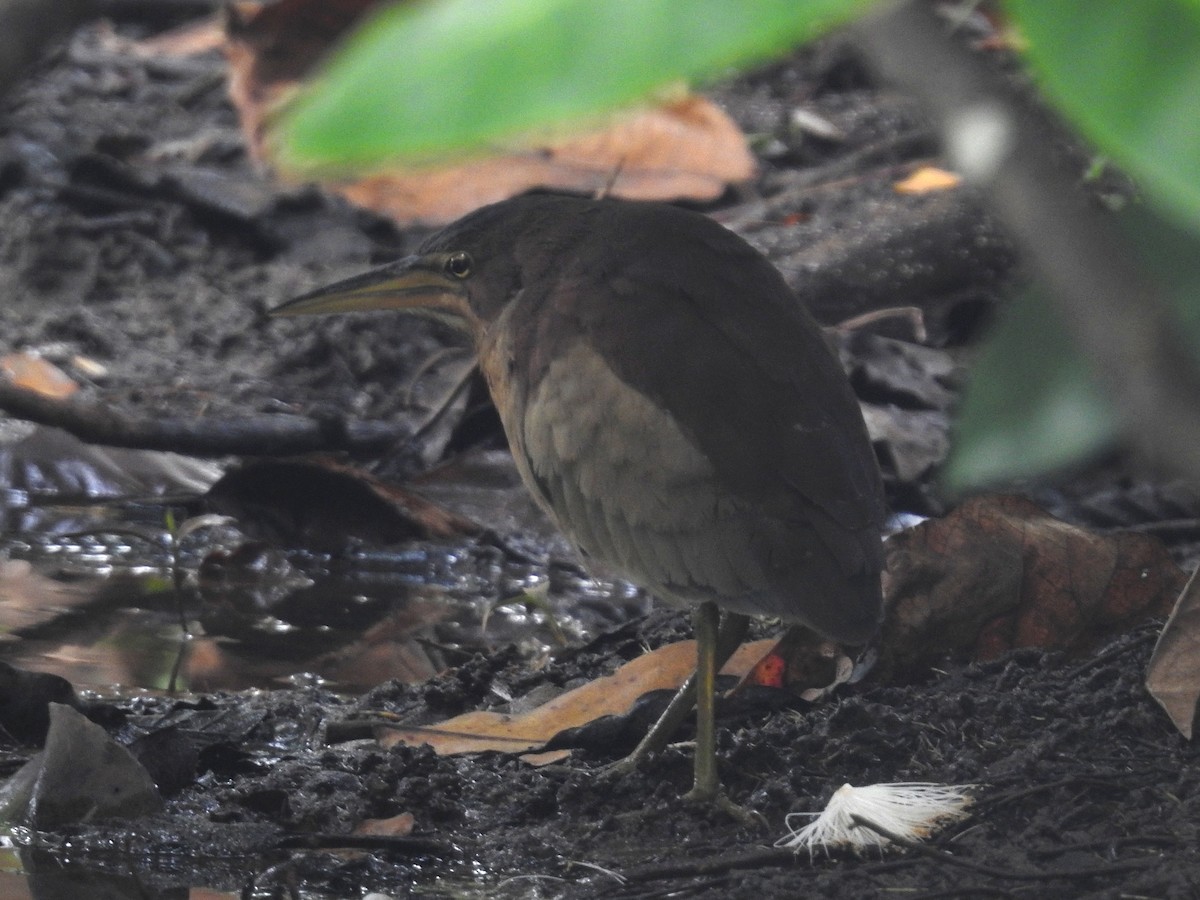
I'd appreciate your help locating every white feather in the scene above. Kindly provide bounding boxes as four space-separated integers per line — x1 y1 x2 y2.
777 782 974 856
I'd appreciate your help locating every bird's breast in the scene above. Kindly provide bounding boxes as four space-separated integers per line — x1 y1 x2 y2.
481 336 776 611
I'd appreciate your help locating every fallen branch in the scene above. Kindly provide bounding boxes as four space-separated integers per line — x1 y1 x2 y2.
0 380 409 457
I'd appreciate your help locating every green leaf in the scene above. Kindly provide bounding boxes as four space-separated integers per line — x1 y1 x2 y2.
274 0 869 171
947 201 1200 490
944 286 1117 490
1005 0 1200 234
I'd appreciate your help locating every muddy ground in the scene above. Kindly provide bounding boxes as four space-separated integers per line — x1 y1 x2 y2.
1 4 1200 899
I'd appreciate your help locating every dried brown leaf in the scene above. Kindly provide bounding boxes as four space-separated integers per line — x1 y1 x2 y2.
894 166 961 195
354 812 416 836
331 96 755 225
378 640 773 757
882 494 1184 675
222 0 754 225
1146 567 1200 738
0 352 78 399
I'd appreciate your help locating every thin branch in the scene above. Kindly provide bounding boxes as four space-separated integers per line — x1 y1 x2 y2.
849 814 1159 882
0 380 410 457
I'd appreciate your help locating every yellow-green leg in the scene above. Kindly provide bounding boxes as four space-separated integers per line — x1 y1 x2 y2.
683 600 721 801
604 602 763 824
609 608 749 772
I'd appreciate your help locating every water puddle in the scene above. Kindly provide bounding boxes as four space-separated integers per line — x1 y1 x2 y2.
2 499 645 694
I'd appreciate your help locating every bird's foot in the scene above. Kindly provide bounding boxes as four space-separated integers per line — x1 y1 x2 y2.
599 752 642 781
683 785 768 830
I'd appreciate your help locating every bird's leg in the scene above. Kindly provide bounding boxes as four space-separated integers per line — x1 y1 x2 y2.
608 610 749 775
681 606 764 827
683 600 721 802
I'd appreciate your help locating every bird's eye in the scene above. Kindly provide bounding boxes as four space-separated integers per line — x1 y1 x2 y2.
444 252 473 279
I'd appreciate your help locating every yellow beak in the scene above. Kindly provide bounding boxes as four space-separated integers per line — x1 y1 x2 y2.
270 255 472 333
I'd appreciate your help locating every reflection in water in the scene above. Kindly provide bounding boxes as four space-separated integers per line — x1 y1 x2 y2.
0 502 649 695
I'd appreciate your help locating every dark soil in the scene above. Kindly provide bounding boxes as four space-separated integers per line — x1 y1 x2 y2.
2 5 1199 900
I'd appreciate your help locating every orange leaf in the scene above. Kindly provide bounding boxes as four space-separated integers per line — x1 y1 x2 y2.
0 352 78 399
354 812 415 836
223 0 754 225
330 96 754 225
378 639 773 758
894 166 962 195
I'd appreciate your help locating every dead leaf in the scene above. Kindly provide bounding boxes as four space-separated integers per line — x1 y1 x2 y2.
223 0 754 225
881 494 1185 675
1146 567 1200 738
224 0 374 157
331 96 755 225
0 352 78 399
355 812 415 836
0 704 162 826
378 640 773 758
894 166 962 194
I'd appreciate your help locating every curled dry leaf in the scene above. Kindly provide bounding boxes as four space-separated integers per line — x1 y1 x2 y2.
222 0 754 225
881 494 1184 675
1146 567 1200 738
0 352 78 399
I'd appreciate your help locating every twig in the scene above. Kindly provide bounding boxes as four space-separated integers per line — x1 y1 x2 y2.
0 380 410 456
275 832 456 855
848 814 1159 881
832 306 928 343
618 847 795 883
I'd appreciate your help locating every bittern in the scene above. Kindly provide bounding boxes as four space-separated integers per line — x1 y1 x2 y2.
272 194 886 809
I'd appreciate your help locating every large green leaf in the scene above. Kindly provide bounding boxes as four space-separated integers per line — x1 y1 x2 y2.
944 286 1117 490
1122 204 1200 347
948 201 1200 489
274 0 868 171
1005 0 1200 234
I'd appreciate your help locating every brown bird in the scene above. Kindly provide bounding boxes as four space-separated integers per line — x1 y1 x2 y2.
272 194 886 811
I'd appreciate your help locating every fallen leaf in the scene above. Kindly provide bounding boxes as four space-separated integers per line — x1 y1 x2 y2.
331 96 755 225
224 0 373 157
378 640 773 758
355 812 415 836
894 166 962 194
0 352 78 399
223 0 754 224
1146 567 1200 738
881 494 1185 675
0 704 162 826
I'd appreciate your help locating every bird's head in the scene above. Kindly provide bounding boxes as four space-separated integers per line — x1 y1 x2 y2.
269 194 584 342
